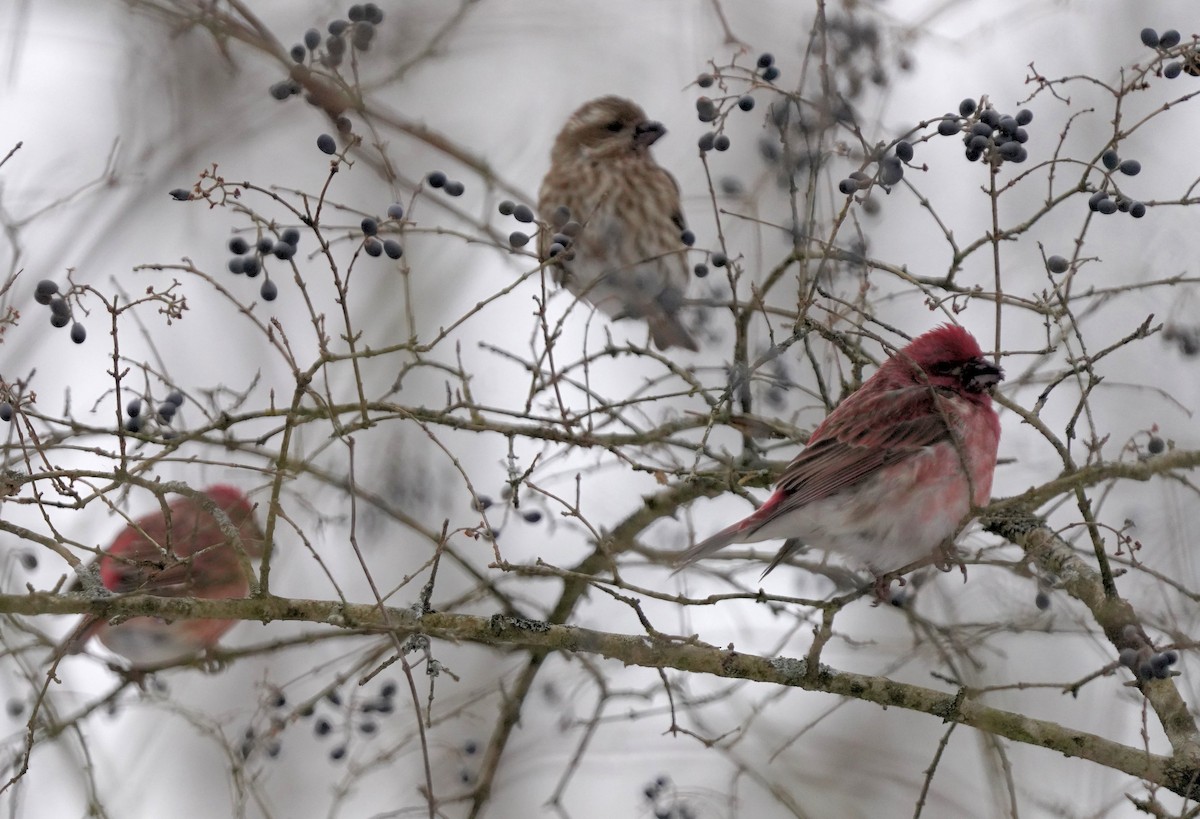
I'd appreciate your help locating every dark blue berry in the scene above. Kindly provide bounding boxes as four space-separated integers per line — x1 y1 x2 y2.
937 117 960 136
1165 62 1183 79
290 44 306 63
697 73 714 88
386 203 404 220
509 231 530 248
713 134 731 151
317 134 337 155
304 28 321 49
165 390 184 407
1118 159 1141 176
757 52 774 68
427 171 447 188
698 132 715 152
383 240 403 259
1101 149 1119 170
895 140 913 162
737 95 755 112
879 156 903 185
70 323 86 344
1160 30 1181 48
329 19 349 35
1130 201 1146 218
34 280 58 305
273 243 296 260
364 238 383 257
711 252 728 268
169 188 191 201
443 180 465 196
512 204 534 223
260 280 278 301
1015 108 1033 126
958 98 977 117
1140 28 1160 48
281 228 301 246
761 66 780 82
361 217 379 236
694 263 709 278
242 256 261 277
0 403 11 422
1046 255 1069 274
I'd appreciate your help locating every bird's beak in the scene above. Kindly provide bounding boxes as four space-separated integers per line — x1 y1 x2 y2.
634 120 666 147
965 358 1004 393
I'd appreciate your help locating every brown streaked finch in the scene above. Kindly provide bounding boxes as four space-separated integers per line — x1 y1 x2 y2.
677 325 1003 589
63 484 264 666
538 95 699 351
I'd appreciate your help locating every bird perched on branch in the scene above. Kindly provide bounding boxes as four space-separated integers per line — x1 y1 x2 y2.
677 325 1003 589
63 484 264 667
538 95 698 351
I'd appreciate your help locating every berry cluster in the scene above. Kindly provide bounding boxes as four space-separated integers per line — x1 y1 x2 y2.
1139 27 1200 79
34 280 86 343
502 201 587 261
1086 149 1146 218
294 678 398 762
936 98 1032 165
500 200 538 249
642 774 696 819
359 208 405 260
270 2 385 104
541 206 581 261
470 488 549 542
1119 625 1180 682
837 139 911 195
693 52 776 154
226 231 298 302
122 391 184 435
1120 647 1179 682
426 171 465 197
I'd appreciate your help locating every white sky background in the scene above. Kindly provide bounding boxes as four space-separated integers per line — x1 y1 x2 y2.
3 1 1200 817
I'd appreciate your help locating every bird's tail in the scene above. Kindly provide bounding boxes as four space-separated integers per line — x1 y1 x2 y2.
649 314 699 352
671 521 750 573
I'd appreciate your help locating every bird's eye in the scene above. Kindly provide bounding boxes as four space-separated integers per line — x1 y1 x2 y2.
605 120 624 132
928 361 958 377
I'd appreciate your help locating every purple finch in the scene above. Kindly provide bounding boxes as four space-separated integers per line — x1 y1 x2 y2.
538 95 698 351
678 325 1003 582
64 484 264 666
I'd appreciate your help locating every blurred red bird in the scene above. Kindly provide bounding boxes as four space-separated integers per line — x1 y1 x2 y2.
64 484 264 666
538 95 698 351
678 325 1003 582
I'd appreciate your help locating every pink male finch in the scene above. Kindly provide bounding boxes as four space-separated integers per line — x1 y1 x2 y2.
64 484 264 666
678 325 1003 583
538 95 699 351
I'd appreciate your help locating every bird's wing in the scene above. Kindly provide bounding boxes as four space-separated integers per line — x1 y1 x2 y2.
768 385 953 518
